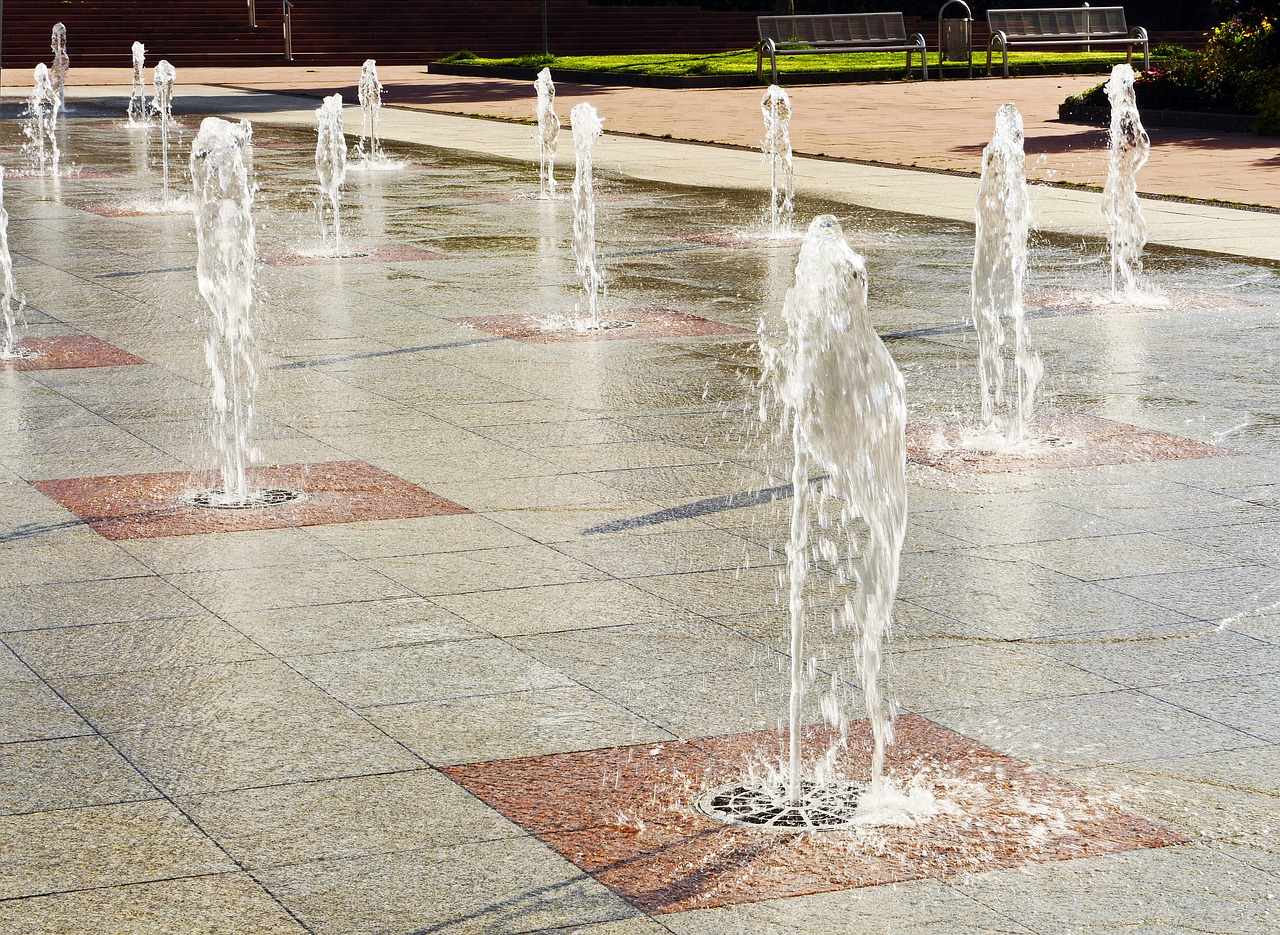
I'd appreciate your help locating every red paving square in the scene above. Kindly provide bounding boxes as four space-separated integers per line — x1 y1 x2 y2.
30 459 467 540
453 307 749 344
261 243 447 266
0 335 145 371
444 715 1187 915
906 413 1231 474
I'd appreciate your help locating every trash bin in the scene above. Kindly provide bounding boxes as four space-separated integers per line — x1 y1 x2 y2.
940 17 971 63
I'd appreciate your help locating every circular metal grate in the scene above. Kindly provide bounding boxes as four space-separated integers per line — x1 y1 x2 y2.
180 487 307 510
0 347 39 361
695 780 864 832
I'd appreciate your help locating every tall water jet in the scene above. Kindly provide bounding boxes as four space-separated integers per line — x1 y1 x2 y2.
315 93 348 256
0 169 31 362
190 118 261 507
972 103 1041 440
760 85 794 233
760 215 907 812
1102 63 1150 297
22 64 60 176
51 23 69 108
355 59 384 165
152 60 177 205
570 102 605 328
128 42 148 126
534 68 560 199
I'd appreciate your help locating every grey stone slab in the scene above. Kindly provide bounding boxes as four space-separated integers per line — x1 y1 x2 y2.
511 616 777 693
1163 520 1280 568
224 595 481 656
0 576 206 632
1144 671 1280 743
0 735 156 816
178 768 520 869
930 690 1266 770
1036 625 1280 688
1100 564 1280 622
107 706 424 796
986 531 1241 582
287 638 576 707
0 872 306 934
946 843 1280 934
3 615 269 678
116 527 351 574
434 578 684 637
0 533 154 588
0 800 236 899
366 684 676 765
302 512 532 559
0 678 92 743
165 559 414 615
254 836 640 935
48 658 345 733
663 877 1033 934
369 543 608 597
556 526 773 578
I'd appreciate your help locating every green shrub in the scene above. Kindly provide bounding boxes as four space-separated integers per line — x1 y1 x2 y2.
1254 89 1280 132
440 49 478 63
513 53 556 69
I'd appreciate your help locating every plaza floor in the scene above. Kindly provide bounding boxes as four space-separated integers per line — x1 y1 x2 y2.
0 77 1277 934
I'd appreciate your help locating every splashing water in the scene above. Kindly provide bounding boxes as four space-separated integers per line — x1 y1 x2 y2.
22 64 60 176
1102 64 1150 297
972 103 1041 442
51 23 69 108
760 215 908 806
152 60 177 205
190 118 261 506
355 59 384 165
128 42 148 126
0 169 30 361
760 85 794 234
571 102 605 328
535 68 560 199
315 94 348 256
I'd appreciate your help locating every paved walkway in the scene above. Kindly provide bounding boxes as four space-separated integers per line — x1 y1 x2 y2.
58 65 1280 211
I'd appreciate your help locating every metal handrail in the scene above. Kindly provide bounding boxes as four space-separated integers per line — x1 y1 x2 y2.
283 0 294 61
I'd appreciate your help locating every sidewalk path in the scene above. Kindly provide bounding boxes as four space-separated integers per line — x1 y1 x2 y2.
62 65 1280 210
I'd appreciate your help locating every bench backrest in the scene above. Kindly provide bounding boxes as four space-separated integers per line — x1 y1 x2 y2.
758 13 910 44
987 6 1128 38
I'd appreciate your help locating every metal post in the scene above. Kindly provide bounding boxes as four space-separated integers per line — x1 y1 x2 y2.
1083 2 1091 52
248 0 256 28
541 0 548 56
283 0 293 61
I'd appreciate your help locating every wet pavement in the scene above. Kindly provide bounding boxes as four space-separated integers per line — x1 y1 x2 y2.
0 86 1277 933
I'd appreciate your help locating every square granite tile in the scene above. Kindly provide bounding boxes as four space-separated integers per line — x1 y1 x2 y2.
444 715 1186 914
30 459 467 539
0 735 156 815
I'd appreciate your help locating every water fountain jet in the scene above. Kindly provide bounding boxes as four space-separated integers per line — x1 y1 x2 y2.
188 118 296 509
700 215 909 828
571 102 605 328
355 60 384 165
0 169 32 362
760 85 794 234
972 103 1041 442
315 94 348 256
51 23 69 109
128 42 148 126
152 60 177 206
22 65 60 176
535 68 560 199
1102 64 1150 297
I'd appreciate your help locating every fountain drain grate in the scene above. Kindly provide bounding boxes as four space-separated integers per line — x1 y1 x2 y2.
180 487 308 510
695 780 864 832
0 347 39 361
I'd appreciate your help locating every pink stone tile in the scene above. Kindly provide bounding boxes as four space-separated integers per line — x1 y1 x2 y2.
453 307 750 344
444 715 1187 915
0 336 146 371
31 460 467 540
906 413 1232 474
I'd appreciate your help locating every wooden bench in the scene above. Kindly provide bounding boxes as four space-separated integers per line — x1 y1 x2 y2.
757 13 928 84
986 6 1149 77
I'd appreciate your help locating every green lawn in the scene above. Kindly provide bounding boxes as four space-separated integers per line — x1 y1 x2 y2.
439 48 1159 77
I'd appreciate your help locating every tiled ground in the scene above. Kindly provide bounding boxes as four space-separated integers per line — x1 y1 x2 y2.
0 93 1276 934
